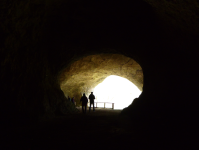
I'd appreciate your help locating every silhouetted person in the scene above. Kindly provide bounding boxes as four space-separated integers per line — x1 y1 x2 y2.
68 96 71 101
80 93 88 113
89 92 95 112
71 97 75 105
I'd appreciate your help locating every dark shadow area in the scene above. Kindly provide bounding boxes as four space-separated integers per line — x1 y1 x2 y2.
1 0 199 149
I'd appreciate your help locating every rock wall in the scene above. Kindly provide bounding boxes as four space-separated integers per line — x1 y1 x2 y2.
145 0 199 35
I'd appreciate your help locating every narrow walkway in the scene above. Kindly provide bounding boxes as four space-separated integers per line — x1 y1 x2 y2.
76 106 121 115
25 108 135 150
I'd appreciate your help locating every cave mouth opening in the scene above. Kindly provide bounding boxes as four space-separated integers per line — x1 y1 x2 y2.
93 75 142 109
59 53 143 108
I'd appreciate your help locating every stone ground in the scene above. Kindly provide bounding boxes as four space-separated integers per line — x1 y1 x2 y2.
5 107 183 150
15 107 143 150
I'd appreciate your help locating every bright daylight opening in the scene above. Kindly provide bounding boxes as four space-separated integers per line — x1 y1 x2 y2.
94 75 142 109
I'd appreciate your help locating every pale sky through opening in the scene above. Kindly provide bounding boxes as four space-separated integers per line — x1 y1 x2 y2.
93 75 142 109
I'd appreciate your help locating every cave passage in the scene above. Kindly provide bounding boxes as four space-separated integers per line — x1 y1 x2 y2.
59 54 143 107
94 75 142 109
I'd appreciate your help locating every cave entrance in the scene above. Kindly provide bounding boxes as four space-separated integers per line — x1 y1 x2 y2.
93 75 141 109
59 53 143 108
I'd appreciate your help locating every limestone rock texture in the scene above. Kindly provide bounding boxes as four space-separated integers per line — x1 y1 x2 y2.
59 54 143 105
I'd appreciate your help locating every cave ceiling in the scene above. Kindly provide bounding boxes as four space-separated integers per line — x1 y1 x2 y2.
59 54 143 98
144 0 199 35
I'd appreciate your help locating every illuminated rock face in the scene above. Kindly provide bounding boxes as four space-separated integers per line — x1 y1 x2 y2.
59 54 143 105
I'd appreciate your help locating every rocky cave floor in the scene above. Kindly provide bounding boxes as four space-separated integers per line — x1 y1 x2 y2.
6 107 190 150
27 108 136 150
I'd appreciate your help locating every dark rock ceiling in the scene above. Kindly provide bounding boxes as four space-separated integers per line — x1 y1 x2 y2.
145 0 199 35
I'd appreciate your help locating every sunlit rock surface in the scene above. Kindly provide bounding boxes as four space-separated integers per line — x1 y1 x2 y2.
59 54 143 105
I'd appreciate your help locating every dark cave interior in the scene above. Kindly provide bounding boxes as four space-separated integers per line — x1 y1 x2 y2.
1 0 199 149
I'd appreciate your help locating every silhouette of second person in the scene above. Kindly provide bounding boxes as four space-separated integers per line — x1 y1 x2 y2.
89 92 95 112
80 93 88 113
